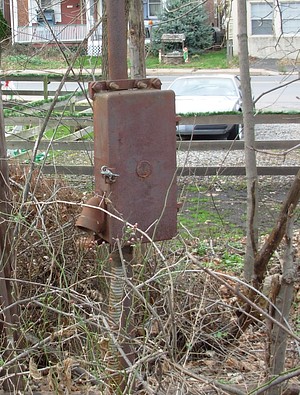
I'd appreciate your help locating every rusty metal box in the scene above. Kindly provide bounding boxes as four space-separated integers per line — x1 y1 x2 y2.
93 89 177 244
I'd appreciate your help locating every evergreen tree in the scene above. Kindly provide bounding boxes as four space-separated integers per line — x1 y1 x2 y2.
0 10 10 41
152 0 213 55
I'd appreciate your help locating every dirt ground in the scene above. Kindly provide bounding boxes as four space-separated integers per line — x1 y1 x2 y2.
178 174 299 235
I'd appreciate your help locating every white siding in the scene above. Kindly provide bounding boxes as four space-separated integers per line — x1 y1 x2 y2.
231 0 300 60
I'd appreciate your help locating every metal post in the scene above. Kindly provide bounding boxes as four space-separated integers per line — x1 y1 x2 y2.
104 2 134 390
106 0 128 79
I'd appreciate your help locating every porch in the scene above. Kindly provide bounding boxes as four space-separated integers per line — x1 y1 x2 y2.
14 24 101 44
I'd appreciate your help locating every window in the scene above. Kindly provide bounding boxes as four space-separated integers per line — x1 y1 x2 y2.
29 0 61 24
149 0 161 18
280 2 300 34
251 2 273 35
40 0 52 8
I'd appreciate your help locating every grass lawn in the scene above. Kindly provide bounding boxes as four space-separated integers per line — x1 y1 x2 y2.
145 48 236 69
2 48 237 71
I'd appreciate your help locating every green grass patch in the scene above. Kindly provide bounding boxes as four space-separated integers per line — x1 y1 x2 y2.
146 48 235 69
44 125 71 140
4 54 65 70
178 183 244 241
73 55 102 69
80 131 94 140
178 208 225 239
220 251 244 270
3 48 235 71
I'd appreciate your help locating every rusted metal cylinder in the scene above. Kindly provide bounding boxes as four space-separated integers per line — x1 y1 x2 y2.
75 196 105 234
106 0 128 80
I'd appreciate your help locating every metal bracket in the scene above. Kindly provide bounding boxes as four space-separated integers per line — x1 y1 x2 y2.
101 166 119 183
89 78 162 99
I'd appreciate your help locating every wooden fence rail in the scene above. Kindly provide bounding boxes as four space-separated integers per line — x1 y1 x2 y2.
1 73 101 100
6 139 300 152
7 139 300 177
4 113 300 127
5 113 300 177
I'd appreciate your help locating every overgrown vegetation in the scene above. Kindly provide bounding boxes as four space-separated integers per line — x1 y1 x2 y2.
3 168 298 394
1 14 299 393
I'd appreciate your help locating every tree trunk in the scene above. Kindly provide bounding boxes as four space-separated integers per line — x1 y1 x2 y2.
267 215 296 395
253 169 300 290
0 85 23 391
101 0 108 79
128 0 146 78
225 170 300 340
237 0 258 283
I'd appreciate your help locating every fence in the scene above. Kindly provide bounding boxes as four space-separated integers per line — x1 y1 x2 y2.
6 113 300 177
1 73 101 100
2 73 299 176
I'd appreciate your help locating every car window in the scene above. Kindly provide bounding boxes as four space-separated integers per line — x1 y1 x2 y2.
170 78 237 97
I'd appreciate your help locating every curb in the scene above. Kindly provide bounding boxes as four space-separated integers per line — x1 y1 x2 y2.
146 68 280 76
1 67 281 77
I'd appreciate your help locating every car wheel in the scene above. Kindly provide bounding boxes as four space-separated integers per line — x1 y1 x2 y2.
227 125 240 140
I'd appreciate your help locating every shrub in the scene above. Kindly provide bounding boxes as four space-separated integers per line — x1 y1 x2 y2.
0 9 10 40
151 0 213 55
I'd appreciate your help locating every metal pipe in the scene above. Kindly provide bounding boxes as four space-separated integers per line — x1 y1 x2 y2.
106 0 128 80
108 246 135 393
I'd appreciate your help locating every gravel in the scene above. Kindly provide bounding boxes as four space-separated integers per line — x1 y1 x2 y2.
51 123 300 169
177 124 300 168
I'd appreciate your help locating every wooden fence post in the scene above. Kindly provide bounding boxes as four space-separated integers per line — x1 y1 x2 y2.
43 76 49 100
0 85 24 391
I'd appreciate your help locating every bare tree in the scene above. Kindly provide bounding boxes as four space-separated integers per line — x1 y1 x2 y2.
237 0 258 282
101 0 108 79
128 0 146 78
266 215 297 395
236 3 300 391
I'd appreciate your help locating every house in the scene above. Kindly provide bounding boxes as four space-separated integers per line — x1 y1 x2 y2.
10 0 99 46
230 0 300 60
9 0 218 53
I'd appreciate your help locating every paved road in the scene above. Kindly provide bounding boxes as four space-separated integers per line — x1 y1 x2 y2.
3 72 300 111
154 74 300 111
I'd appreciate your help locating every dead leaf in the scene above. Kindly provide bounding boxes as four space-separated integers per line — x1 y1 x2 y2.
226 356 252 372
29 357 42 380
63 357 74 393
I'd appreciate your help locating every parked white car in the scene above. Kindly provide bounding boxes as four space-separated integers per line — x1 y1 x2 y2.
168 74 243 140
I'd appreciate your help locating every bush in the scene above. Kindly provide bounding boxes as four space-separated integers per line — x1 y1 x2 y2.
9 43 35 56
151 0 213 55
0 9 10 41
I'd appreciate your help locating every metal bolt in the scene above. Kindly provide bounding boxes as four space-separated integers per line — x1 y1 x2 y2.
108 82 120 90
136 81 148 89
151 78 162 89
